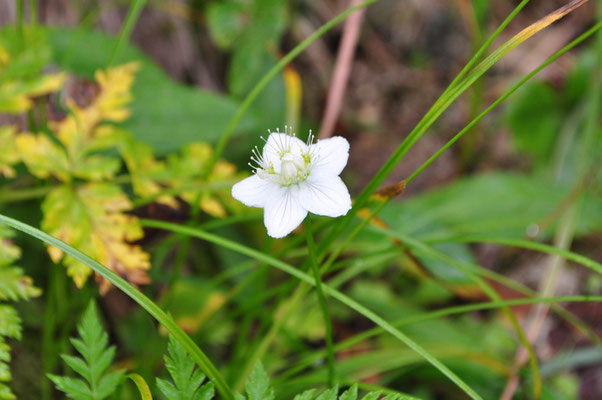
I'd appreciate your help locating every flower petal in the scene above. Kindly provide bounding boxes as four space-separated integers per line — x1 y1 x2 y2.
263 132 307 173
264 185 308 238
311 136 349 176
298 174 351 218
231 175 278 208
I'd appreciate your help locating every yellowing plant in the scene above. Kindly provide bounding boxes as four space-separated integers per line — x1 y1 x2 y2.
10 61 241 292
17 63 150 291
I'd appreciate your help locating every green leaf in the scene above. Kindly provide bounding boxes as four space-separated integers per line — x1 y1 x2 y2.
293 389 316 400
47 27 257 155
156 336 215 400
339 385 358 400
244 362 274 400
506 82 562 165
49 301 125 400
0 266 40 301
206 1 248 49
316 386 338 400
376 172 602 240
47 375 94 400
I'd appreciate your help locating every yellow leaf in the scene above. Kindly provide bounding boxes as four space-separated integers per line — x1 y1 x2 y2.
42 184 150 291
0 73 65 113
0 127 19 178
200 196 227 218
120 134 177 208
95 62 139 122
16 133 70 181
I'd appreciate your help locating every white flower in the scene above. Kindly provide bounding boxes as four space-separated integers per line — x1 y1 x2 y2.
232 127 352 238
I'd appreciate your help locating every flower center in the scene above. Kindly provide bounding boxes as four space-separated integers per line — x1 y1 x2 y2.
250 127 319 187
280 153 305 181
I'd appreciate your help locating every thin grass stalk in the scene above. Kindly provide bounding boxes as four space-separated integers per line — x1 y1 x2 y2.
0 214 235 400
108 0 147 66
407 22 602 184
305 219 336 386
209 0 380 170
321 21 602 282
276 295 602 384
28 0 37 26
318 0 591 257
140 219 484 400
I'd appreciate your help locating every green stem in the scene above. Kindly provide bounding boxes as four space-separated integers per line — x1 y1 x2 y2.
16 0 24 52
108 0 147 66
305 219 335 386
407 22 602 184
0 214 234 400
28 0 37 26
209 0 380 171
140 219 483 400
276 294 602 384
318 0 588 259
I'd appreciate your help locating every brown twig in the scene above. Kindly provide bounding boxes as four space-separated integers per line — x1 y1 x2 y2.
318 0 365 139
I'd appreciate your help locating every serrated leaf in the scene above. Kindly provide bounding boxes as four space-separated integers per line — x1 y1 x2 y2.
0 227 37 399
0 382 16 400
194 381 215 400
42 183 150 291
359 393 382 400
316 386 338 400
49 301 125 400
157 336 213 400
244 362 274 400
15 132 71 181
339 384 358 400
293 389 316 400
165 142 243 218
47 375 94 400
0 227 20 266
97 370 126 399
0 307 21 340
119 133 177 207
0 266 40 301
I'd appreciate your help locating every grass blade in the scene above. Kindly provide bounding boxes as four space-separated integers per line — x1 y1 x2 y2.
0 214 234 400
140 219 484 400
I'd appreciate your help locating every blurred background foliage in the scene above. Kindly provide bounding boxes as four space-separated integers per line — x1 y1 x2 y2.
0 0 600 399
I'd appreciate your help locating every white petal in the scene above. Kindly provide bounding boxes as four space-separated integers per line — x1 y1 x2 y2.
263 132 307 173
311 136 350 176
264 185 308 238
231 175 278 208
298 174 351 218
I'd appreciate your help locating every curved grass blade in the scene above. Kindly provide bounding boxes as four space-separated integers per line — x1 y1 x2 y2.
277 295 602 384
319 0 592 258
210 0 379 168
424 235 602 274
0 214 234 400
126 373 153 400
139 219 484 400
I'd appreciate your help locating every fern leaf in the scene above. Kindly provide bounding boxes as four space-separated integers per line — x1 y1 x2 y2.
49 301 125 400
293 389 317 400
316 386 338 400
339 384 358 400
0 306 21 340
0 227 39 400
244 361 274 400
359 393 381 400
156 336 215 400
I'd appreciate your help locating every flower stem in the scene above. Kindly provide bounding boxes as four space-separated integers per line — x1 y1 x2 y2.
108 0 146 66
305 218 335 387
